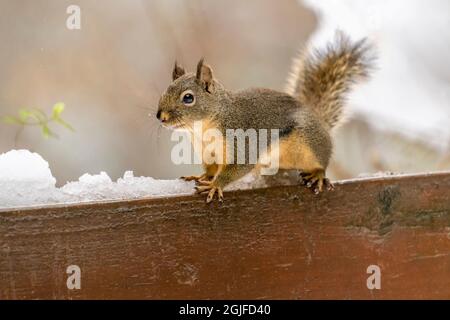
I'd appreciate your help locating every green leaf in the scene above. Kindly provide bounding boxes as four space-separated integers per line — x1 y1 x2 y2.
18 109 31 122
42 125 51 139
20 108 46 123
52 102 65 118
2 103 71 140
1 115 24 125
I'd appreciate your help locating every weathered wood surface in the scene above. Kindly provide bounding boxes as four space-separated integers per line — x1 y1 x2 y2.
0 172 449 299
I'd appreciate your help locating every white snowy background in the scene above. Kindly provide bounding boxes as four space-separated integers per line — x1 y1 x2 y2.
303 0 450 177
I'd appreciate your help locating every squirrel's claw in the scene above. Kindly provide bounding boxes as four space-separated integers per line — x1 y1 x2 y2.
181 174 213 185
195 184 224 203
299 170 334 194
206 187 224 203
324 178 335 191
181 175 200 182
196 180 213 186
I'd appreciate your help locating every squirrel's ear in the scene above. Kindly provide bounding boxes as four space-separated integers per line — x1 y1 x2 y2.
196 58 213 93
172 61 185 81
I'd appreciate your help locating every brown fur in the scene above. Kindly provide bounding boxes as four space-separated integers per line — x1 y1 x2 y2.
278 131 322 172
286 32 375 130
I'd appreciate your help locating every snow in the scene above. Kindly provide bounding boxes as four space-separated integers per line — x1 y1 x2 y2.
357 171 396 179
61 170 195 202
0 149 195 209
0 149 297 209
0 150 62 207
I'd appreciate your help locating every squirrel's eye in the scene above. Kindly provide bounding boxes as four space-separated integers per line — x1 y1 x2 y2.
183 94 194 104
181 91 195 106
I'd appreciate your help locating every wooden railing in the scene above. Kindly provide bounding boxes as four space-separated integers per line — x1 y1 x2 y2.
1 172 449 299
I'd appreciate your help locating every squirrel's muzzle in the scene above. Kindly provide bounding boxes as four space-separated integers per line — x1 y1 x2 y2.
156 109 170 123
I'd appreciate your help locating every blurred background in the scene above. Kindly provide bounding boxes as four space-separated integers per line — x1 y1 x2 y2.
0 0 449 185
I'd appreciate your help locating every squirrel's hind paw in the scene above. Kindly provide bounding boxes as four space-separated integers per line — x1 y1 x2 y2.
299 170 334 194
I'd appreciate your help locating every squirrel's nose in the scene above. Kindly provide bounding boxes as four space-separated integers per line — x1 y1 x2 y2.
156 110 169 122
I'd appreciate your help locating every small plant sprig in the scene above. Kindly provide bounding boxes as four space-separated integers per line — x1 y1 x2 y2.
1 102 74 139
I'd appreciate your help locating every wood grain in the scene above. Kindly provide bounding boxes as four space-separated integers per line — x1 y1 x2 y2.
0 172 449 299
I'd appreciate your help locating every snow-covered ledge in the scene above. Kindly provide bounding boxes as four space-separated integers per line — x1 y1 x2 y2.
1 149 449 211
0 162 449 299
0 149 304 209
0 149 198 209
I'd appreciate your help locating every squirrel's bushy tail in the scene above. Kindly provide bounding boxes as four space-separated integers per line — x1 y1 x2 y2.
286 32 375 130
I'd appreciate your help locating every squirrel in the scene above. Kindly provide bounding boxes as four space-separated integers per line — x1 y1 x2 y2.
156 32 374 203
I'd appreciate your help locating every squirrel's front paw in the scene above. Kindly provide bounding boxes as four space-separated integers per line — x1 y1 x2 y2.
194 180 224 203
180 173 212 185
299 170 334 194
